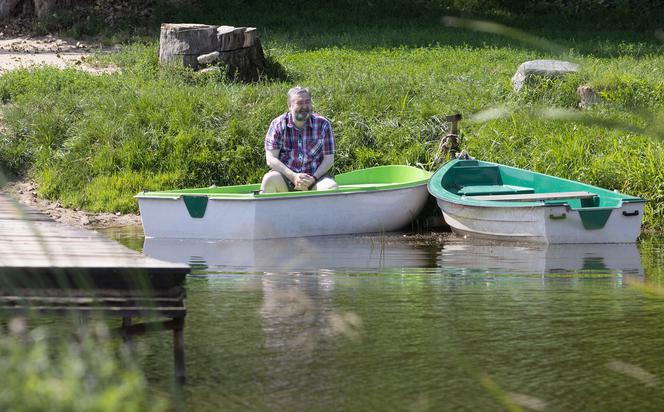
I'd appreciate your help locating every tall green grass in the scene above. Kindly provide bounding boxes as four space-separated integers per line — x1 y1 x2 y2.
0 19 663 227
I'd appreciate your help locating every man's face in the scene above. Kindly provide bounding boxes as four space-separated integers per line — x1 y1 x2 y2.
289 93 312 122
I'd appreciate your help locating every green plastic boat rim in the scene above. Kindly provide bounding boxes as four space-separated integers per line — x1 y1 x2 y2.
136 165 432 201
428 159 646 209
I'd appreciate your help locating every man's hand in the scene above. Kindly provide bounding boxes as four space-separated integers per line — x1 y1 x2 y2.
293 173 315 191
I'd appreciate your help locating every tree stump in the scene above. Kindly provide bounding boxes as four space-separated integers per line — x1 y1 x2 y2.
159 23 265 83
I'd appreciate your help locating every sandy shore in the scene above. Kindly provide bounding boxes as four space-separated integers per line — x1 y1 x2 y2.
2 179 141 228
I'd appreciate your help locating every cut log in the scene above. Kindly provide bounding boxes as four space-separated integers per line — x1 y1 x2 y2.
217 25 245 51
219 38 265 82
243 27 257 48
159 23 220 69
197 51 220 65
159 23 266 82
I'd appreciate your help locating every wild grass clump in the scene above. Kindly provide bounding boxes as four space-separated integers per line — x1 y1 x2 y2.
0 320 168 412
0 21 663 228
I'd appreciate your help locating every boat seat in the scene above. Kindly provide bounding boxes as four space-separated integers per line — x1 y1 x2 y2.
458 185 534 196
468 191 596 202
444 166 502 188
339 183 396 188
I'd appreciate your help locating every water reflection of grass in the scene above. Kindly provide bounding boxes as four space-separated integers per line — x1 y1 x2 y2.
640 236 664 285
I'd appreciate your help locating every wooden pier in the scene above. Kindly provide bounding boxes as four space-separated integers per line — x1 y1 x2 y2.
0 193 190 383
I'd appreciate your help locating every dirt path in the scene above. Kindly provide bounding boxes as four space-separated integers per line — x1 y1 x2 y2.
0 34 119 74
2 179 141 228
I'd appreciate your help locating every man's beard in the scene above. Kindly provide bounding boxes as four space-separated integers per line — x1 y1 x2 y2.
295 110 311 121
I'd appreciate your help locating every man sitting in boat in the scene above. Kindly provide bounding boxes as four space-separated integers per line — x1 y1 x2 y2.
260 86 337 193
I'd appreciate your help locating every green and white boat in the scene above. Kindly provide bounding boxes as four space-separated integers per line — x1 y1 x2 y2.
137 165 431 239
428 159 645 243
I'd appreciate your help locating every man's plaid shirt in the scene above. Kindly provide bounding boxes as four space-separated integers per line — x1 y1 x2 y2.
265 112 335 175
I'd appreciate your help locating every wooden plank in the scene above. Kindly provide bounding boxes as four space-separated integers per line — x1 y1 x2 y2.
0 306 187 317
0 296 186 305
0 286 185 298
1 194 188 385
0 193 190 289
467 191 596 202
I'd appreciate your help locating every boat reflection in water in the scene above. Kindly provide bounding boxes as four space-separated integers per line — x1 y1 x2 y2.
439 239 643 279
142 234 437 274
143 234 643 280
143 234 435 368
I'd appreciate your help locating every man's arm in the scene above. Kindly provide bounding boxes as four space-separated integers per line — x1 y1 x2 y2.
266 149 294 181
313 154 334 180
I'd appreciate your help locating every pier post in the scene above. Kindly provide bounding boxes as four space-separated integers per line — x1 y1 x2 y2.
173 317 187 384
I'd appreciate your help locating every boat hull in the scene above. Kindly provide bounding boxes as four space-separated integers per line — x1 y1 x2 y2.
437 198 645 244
139 185 429 239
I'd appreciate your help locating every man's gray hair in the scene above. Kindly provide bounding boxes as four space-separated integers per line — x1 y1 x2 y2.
287 86 311 103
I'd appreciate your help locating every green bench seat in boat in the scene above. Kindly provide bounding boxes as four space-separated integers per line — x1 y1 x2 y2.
458 185 534 196
469 191 596 202
441 165 503 190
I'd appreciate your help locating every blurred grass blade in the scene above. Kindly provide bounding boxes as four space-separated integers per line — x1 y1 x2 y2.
468 106 511 123
442 16 569 57
468 105 664 141
479 373 524 412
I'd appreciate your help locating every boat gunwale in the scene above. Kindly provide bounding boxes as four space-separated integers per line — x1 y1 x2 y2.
428 159 646 209
136 165 432 201
136 181 430 201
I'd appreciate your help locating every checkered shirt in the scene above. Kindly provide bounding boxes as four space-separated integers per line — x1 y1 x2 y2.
265 112 336 175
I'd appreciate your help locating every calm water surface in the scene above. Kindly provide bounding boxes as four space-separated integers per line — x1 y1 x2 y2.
103 227 664 411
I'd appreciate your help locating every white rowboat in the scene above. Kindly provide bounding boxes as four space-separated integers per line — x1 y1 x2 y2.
428 159 645 243
137 165 431 239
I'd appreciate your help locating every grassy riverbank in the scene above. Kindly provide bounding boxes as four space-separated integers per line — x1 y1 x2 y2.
1 3 663 228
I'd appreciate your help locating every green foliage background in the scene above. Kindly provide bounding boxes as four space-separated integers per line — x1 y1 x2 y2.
0 1 663 227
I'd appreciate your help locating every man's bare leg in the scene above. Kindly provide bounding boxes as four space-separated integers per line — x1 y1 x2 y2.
313 176 338 190
260 171 289 193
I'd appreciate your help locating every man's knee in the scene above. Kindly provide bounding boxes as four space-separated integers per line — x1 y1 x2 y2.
261 171 288 193
314 177 337 190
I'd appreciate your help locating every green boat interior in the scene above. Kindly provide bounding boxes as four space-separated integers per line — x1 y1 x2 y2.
137 165 432 199
432 160 645 230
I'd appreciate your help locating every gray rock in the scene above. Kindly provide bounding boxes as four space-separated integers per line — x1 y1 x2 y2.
512 59 579 93
197 51 220 65
198 66 221 75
